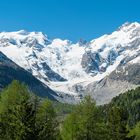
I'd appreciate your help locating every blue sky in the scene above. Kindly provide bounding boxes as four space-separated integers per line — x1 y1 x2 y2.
0 0 140 42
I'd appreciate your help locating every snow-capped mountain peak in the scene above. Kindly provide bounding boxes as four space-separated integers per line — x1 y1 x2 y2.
0 30 50 48
0 22 140 104
51 39 71 47
118 22 140 32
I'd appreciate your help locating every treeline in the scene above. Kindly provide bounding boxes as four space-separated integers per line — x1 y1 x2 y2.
103 87 140 126
0 81 61 140
0 80 140 140
61 96 130 140
61 87 140 140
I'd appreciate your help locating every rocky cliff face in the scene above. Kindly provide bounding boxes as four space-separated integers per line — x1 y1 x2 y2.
85 78 136 105
81 51 104 74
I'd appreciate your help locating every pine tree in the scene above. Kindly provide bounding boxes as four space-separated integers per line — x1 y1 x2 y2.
0 80 34 140
0 80 61 140
61 96 107 140
36 99 61 140
107 106 129 140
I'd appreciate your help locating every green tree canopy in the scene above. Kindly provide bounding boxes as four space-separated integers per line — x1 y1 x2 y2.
0 80 60 140
61 96 107 140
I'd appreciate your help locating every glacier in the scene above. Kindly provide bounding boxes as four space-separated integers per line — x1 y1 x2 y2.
0 22 140 104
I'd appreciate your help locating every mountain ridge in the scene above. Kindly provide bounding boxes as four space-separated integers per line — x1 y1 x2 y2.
0 51 59 100
0 22 140 104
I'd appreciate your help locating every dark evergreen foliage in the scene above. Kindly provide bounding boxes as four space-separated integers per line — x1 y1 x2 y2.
0 80 60 140
0 80 140 140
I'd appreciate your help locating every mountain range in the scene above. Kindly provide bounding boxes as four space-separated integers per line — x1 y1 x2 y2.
0 22 140 104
